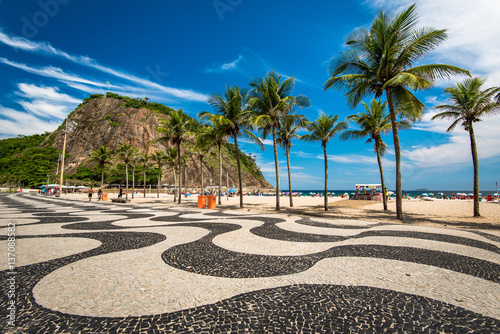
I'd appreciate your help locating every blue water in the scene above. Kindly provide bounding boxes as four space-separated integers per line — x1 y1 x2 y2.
286 190 499 197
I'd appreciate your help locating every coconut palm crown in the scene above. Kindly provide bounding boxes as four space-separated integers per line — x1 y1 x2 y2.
431 77 500 217
301 113 347 211
248 70 310 210
199 85 263 207
324 4 470 220
342 99 411 210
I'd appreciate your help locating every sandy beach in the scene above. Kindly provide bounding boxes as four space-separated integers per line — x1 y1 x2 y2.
51 191 500 229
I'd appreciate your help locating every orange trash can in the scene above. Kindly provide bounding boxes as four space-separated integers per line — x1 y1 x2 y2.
207 195 217 209
102 193 108 201
197 195 207 208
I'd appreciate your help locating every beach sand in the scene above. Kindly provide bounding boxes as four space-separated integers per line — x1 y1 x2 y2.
56 191 500 230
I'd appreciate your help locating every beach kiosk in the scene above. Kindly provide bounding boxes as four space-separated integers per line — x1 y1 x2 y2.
354 184 382 200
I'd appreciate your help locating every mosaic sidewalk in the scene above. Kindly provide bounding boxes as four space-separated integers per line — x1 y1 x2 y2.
1 193 499 333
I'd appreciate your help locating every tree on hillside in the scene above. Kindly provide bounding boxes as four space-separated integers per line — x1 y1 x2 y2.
342 99 411 210
276 113 308 207
324 4 470 220
301 113 347 211
432 77 500 217
248 70 310 210
200 85 263 207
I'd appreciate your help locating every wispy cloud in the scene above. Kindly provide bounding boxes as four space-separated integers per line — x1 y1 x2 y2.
0 30 209 102
205 55 243 73
0 106 60 137
16 83 81 104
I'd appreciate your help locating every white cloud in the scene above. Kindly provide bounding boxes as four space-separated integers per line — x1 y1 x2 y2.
205 55 243 73
369 0 500 86
17 83 81 104
17 100 69 119
0 106 60 137
0 31 209 102
0 57 103 86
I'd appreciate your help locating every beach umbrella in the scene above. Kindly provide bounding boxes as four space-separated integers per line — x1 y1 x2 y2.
229 189 237 193
494 193 499 196
422 193 429 197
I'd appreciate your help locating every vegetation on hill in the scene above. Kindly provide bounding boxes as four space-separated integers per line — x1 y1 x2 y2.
0 94 269 188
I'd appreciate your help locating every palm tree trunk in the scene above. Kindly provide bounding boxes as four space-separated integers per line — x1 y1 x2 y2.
376 142 387 211
234 134 243 208
286 146 293 207
323 144 328 211
386 89 403 220
143 165 146 198
178 142 182 205
469 124 480 217
100 163 104 190
200 156 204 193
218 143 222 205
157 166 160 199
132 167 135 199
272 126 280 211
125 164 129 200
173 167 177 202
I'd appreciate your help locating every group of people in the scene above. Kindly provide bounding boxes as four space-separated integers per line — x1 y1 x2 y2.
87 188 103 201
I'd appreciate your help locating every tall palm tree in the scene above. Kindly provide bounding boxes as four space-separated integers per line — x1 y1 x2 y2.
116 144 138 200
130 153 140 199
151 109 194 204
432 77 500 217
152 150 166 199
199 85 263 208
301 113 347 211
324 4 470 220
138 152 152 198
276 113 308 207
342 99 411 210
249 70 310 210
88 145 113 189
165 148 178 202
192 124 217 194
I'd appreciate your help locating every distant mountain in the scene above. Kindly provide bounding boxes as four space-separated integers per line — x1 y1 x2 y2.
414 188 430 192
1 94 273 190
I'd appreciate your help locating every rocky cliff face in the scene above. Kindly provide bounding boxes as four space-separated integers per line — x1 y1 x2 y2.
43 97 273 190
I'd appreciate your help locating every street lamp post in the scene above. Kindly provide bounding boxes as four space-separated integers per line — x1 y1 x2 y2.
59 120 76 197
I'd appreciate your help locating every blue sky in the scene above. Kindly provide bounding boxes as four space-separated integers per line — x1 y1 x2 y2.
1 0 499 191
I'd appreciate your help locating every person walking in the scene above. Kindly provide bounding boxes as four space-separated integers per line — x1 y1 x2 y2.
98 188 102 201
88 188 93 201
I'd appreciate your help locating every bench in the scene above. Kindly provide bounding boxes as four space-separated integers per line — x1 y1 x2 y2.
111 198 131 203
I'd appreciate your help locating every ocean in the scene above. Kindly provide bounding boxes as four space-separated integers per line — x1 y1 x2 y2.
283 190 499 197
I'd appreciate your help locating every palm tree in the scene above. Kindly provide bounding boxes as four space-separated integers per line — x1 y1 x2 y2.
276 113 308 207
192 124 216 194
199 85 263 208
324 4 470 220
301 113 347 211
165 147 178 202
342 99 411 210
130 152 139 199
88 145 114 189
152 150 167 199
432 77 500 217
249 70 310 210
116 144 138 200
151 109 194 204
138 152 152 198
